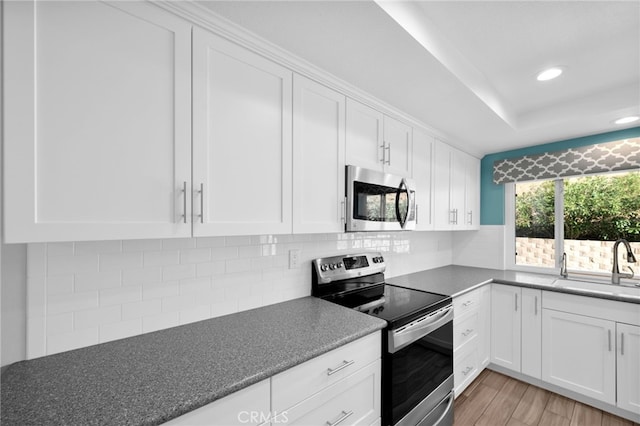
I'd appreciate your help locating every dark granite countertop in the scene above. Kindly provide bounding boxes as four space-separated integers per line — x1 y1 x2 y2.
1 297 386 426
387 265 640 304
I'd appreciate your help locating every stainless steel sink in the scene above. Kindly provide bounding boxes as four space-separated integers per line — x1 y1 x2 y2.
552 278 640 299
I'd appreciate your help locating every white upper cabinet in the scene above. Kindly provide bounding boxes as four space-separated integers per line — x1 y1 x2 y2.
433 140 480 231
383 116 413 177
345 99 412 176
3 1 192 242
412 128 434 230
192 28 293 236
292 75 346 234
346 99 384 171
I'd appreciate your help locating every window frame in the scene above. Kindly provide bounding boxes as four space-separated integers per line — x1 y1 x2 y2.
506 173 640 282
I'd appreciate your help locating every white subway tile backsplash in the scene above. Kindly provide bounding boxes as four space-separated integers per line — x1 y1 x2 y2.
28 231 455 358
48 254 99 276
99 286 142 307
48 291 99 315
47 328 98 355
99 252 143 271
162 264 196 281
142 312 179 333
196 236 225 248
122 267 163 286
143 250 180 267
75 305 122 329
100 319 142 342
46 313 74 336
75 270 121 292
46 276 74 296
180 248 211 264
122 299 162 320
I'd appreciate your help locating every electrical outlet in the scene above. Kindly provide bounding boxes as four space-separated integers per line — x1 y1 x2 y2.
289 249 301 269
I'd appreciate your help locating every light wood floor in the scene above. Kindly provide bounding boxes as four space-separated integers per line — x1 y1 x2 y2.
454 369 640 426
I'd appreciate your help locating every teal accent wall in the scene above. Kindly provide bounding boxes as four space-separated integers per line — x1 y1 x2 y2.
480 127 640 225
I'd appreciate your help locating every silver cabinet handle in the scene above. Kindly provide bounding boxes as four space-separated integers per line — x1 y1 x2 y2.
386 143 391 165
327 360 354 376
462 366 473 376
462 300 473 307
326 410 353 426
515 293 518 311
198 183 204 224
416 204 419 225
535 296 538 316
462 328 474 337
468 211 473 225
181 181 187 224
340 198 346 224
621 332 624 355
379 144 386 164
454 208 458 224
608 329 612 352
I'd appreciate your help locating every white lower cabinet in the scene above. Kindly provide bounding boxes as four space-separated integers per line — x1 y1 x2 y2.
163 379 270 426
165 332 381 425
617 323 640 414
542 309 616 405
542 292 640 415
453 285 490 396
490 284 541 378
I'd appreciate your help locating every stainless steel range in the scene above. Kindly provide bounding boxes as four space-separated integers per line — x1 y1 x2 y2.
312 252 454 426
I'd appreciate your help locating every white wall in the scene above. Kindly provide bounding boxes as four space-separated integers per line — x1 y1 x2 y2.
17 231 453 360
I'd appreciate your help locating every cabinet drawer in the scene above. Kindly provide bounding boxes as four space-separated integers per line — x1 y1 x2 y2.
272 332 380 411
454 289 480 319
454 311 480 351
164 379 269 426
454 346 479 396
276 359 381 426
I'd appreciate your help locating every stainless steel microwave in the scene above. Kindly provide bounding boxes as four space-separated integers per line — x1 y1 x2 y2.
346 165 416 232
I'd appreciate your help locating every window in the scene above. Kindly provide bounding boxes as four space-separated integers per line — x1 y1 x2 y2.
510 169 640 279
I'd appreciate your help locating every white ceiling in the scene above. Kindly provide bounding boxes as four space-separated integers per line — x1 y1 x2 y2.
195 1 640 158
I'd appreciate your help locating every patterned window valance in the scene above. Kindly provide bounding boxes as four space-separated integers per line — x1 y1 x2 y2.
493 137 640 184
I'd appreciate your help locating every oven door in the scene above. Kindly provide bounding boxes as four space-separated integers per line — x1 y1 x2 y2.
384 312 453 426
346 165 415 232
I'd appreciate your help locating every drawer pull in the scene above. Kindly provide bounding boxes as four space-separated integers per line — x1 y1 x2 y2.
462 300 474 307
327 360 355 376
327 410 353 426
462 366 473 376
461 328 474 337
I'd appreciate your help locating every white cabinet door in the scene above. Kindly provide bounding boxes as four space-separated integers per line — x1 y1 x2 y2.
192 28 293 236
478 284 492 367
449 147 467 229
617 323 640 414
541 309 616 405
383 116 413 177
164 379 270 426
4 1 192 242
491 284 521 371
433 140 453 230
346 99 384 172
521 288 542 379
292 75 346 234
463 155 481 230
412 128 434 231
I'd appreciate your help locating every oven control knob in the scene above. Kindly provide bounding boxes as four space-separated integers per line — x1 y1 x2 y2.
320 264 328 272
337 262 343 268
329 263 336 270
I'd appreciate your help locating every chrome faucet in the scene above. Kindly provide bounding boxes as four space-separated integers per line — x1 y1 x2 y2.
560 252 568 278
612 239 637 284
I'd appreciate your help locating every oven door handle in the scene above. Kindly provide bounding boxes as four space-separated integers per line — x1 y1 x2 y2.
389 304 453 354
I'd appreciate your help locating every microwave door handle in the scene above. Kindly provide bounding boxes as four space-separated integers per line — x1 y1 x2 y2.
396 178 409 229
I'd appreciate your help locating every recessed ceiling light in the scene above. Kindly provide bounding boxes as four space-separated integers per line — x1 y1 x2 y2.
536 67 563 81
614 116 639 125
